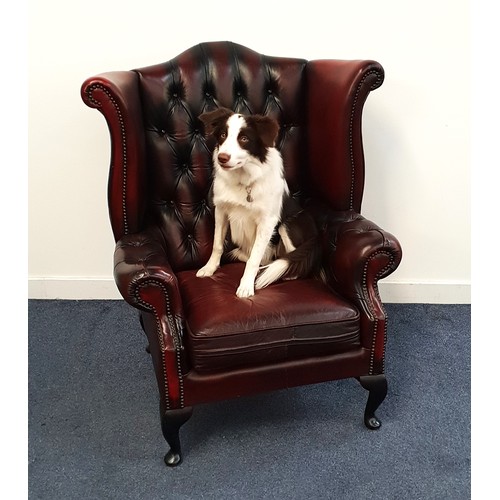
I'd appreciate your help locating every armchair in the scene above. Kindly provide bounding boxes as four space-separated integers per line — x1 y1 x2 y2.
81 41 402 466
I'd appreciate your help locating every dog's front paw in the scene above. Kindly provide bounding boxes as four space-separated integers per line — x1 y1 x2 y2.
236 278 255 298
196 264 218 278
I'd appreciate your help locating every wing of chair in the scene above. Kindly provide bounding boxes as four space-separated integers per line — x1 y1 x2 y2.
81 41 402 467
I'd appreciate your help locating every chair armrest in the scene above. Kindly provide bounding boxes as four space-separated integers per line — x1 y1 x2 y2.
320 210 401 373
324 211 402 303
114 228 182 315
114 227 187 409
81 71 147 242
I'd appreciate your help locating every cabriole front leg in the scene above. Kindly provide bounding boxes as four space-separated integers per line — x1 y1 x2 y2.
358 375 387 430
161 407 193 467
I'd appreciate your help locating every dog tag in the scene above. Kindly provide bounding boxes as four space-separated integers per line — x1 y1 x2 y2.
246 187 253 203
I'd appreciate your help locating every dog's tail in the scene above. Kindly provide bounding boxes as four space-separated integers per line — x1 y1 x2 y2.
255 259 290 289
255 238 321 290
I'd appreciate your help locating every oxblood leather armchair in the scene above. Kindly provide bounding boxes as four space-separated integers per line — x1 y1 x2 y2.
81 41 402 467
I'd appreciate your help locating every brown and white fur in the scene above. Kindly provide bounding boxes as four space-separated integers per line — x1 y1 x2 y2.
197 107 321 298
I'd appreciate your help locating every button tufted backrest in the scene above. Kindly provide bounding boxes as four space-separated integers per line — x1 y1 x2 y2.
133 41 307 272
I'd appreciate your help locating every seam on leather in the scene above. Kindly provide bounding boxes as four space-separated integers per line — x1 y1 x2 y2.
134 279 185 409
362 250 394 375
86 83 129 235
193 333 361 355
188 313 361 338
348 69 383 210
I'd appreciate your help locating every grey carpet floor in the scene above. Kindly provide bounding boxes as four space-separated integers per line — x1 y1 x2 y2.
28 301 470 499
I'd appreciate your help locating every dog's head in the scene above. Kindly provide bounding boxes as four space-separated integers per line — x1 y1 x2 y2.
198 107 279 170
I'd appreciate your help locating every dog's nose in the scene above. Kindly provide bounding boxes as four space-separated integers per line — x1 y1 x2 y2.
218 153 231 164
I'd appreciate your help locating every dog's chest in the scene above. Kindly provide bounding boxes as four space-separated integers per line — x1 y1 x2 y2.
212 172 283 214
215 186 260 249
227 206 257 251
213 180 273 252
213 181 254 208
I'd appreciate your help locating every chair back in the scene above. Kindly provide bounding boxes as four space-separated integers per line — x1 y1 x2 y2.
134 41 308 271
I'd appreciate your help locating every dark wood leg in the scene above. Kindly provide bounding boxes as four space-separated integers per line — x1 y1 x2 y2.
161 407 193 467
358 375 388 430
138 313 151 353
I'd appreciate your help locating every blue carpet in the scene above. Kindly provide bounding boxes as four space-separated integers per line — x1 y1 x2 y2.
28 301 470 499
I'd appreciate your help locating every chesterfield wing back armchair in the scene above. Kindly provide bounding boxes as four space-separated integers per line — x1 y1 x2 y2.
81 41 402 466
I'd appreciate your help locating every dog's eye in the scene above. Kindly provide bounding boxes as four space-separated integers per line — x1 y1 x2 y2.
219 132 227 140
239 135 249 143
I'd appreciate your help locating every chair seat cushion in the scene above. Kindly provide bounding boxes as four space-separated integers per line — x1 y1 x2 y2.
177 263 360 373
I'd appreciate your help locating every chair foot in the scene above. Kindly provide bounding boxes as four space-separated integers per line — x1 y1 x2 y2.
164 449 182 467
161 407 193 467
358 375 388 430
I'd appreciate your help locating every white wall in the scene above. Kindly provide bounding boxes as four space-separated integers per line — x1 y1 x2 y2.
28 0 471 303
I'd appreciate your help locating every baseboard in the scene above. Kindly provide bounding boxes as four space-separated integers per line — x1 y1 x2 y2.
28 278 122 300
378 280 470 304
28 277 471 304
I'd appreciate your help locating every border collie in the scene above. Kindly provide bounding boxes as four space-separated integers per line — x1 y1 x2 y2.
197 107 321 298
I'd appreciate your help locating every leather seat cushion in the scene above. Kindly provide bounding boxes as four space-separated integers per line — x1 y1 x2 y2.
177 263 360 373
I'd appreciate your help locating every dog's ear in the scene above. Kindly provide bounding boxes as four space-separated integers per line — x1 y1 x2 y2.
198 107 234 135
247 115 280 148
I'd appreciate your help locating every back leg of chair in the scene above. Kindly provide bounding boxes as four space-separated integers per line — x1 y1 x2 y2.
139 312 151 354
358 375 388 430
161 406 193 466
